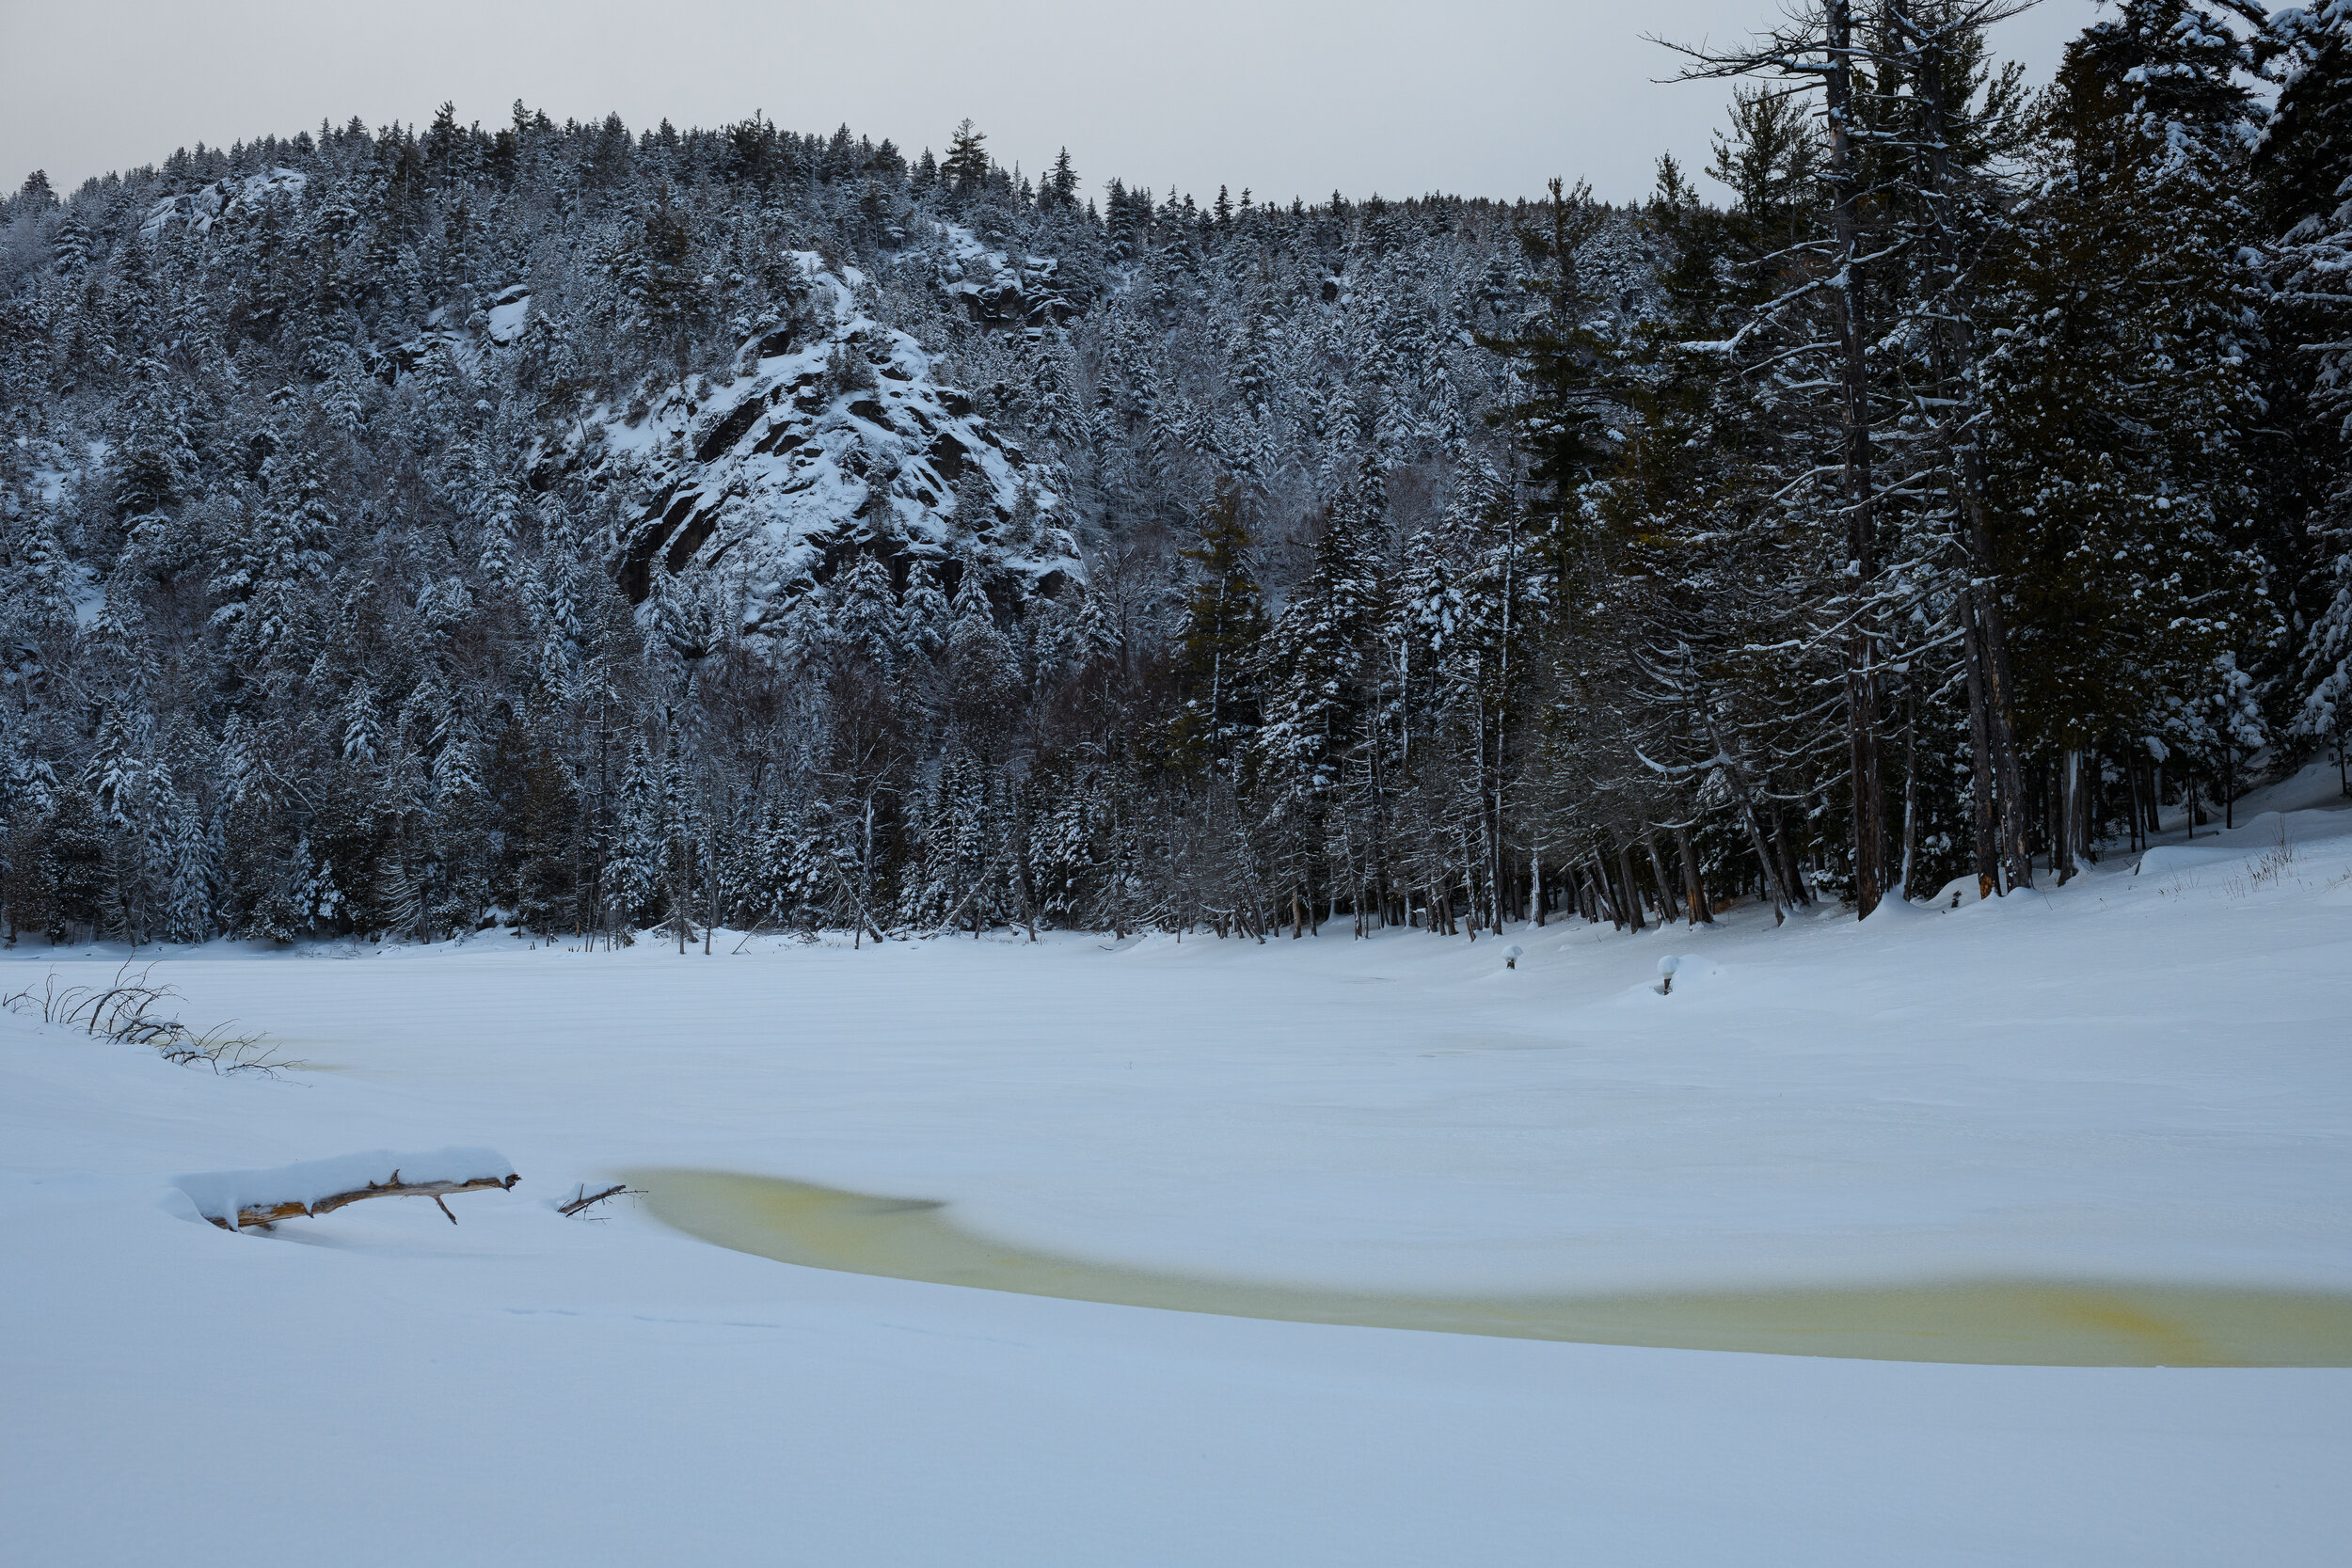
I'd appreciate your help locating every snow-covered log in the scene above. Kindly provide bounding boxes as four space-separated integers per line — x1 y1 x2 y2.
178 1150 518 1231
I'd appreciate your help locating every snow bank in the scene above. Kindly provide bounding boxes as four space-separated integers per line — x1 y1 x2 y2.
1641 953 1722 997
484 285 531 345
1864 886 1940 922
2135 844 2265 879
175 1148 514 1227
1928 875 1984 909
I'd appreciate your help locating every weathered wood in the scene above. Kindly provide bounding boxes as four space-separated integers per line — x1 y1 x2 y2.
558 1182 629 1217
205 1169 520 1230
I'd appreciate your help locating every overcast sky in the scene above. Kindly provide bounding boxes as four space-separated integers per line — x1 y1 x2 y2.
2 0 2094 207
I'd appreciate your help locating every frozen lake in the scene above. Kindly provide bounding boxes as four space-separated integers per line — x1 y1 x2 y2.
4 792 2350 1563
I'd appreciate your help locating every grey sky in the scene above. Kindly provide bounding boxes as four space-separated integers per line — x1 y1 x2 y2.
3 0 2094 207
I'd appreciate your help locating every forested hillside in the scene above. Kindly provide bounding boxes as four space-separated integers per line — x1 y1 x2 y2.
0 0 2347 947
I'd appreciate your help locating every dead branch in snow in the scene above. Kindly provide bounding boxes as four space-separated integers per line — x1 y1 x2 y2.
5 962 289 1076
558 1182 632 1217
208 1169 521 1230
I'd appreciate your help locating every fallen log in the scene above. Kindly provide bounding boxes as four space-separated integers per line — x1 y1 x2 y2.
206 1169 523 1229
179 1151 521 1231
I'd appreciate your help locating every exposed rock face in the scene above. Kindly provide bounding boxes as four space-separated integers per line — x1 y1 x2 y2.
927 222 1076 331
138 168 308 239
567 255 1079 620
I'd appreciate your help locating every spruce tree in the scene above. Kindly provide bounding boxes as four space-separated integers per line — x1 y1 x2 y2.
1979 0 2279 826
942 121 990 198
1169 483 1269 774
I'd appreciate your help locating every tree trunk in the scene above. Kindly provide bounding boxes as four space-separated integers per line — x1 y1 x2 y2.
2052 751 2077 884
1822 0 1885 920
1732 792 1788 925
1615 843 1647 933
1704 711 1788 925
1643 831 1678 926
2125 746 2145 853
1906 7 2031 895
1771 806 1811 908
1672 823 1714 925
1588 853 1621 929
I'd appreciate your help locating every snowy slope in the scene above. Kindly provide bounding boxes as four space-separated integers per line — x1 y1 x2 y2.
2 794 2348 1564
577 254 1079 618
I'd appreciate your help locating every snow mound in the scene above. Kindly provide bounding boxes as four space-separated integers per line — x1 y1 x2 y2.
1864 888 1939 922
1645 954 1722 996
175 1148 514 1227
138 167 307 240
575 253 1081 620
2136 844 2262 879
484 284 532 345
1929 875 1986 910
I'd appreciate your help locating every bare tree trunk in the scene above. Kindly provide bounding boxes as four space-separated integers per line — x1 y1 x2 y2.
2089 747 2107 864
1900 3 2032 895
1898 694 1920 898
1615 843 1647 933
1823 0 1885 920
2126 745 2145 852
1588 853 1621 929
1770 804 1811 909
1672 823 1714 925
2052 752 2077 884
1643 831 1678 926
1703 708 1788 924
1732 790 1788 925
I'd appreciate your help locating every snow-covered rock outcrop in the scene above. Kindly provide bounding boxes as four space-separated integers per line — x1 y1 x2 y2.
138 167 308 240
927 222 1075 331
577 256 1079 621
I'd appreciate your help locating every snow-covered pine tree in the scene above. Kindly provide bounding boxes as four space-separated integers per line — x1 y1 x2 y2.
2264 2 2352 772
1979 0 2281 868
1169 483 1270 775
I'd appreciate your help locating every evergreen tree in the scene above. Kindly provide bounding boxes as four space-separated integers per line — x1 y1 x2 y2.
1169 483 1270 772
606 737 664 929
1044 148 1080 212
942 120 990 198
1979 0 2279 801
2264 2 2352 760
211 442 333 673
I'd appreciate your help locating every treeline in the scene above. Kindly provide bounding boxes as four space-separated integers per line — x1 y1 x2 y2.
0 0 2346 948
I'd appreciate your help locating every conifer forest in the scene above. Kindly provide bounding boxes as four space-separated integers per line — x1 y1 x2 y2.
3 0 2351 951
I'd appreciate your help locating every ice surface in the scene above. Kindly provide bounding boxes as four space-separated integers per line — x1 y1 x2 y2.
634 1169 2352 1366
3 803 2348 1563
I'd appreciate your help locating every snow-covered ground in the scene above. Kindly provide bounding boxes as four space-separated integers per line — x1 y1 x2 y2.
5 772 2349 1564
